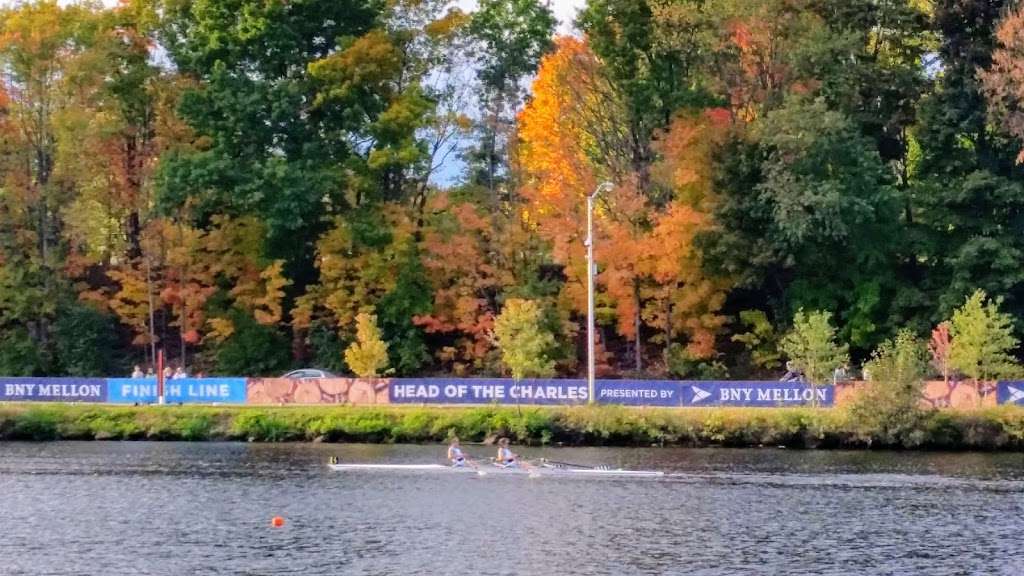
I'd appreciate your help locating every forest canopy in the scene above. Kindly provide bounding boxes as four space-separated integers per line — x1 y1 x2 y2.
2 0 1024 379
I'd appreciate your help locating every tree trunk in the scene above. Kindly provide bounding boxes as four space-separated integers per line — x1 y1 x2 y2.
633 280 642 372
145 255 157 367
37 198 50 354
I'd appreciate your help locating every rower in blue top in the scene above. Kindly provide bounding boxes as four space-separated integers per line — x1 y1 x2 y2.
495 437 534 470
447 436 467 467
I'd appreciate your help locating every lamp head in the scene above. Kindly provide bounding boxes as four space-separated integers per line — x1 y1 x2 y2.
591 181 614 198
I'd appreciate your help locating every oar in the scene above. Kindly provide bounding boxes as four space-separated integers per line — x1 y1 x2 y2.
539 458 604 470
462 456 488 476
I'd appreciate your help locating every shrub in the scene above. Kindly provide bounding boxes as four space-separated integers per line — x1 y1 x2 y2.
848 329 929 447
0 404 1021 449
230 411 302 442
12 409 60 440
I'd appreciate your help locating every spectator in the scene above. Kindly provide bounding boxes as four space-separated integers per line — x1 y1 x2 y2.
145 367 155 377
833 363 849 385
131 365 144 379
172 366 188 379
163 366 173 380
780 361 804 382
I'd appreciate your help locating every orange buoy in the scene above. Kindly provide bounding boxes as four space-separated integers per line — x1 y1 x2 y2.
271 516 285 528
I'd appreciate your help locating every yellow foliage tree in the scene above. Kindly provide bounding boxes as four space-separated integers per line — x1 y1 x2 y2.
345 312 390 378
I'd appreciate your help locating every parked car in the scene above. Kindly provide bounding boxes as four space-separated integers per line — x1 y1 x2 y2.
281 369 337 379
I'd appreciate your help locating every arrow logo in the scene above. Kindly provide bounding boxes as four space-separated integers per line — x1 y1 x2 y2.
691 385 711 404
1008 385 1024 404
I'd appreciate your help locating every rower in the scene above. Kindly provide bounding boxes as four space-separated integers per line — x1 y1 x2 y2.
495 437 520 468
447 436 467 467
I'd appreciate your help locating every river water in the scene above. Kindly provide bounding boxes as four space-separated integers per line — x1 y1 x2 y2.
1 442 1023 576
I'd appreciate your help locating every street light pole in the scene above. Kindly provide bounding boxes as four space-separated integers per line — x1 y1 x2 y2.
587 182 613 404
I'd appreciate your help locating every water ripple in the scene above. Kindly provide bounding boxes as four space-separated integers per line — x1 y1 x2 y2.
1 442 1023 575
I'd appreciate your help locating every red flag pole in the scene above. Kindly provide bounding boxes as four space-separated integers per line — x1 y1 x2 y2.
157 349 165 405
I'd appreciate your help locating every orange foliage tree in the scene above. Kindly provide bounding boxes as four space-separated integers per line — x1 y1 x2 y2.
981 5 1024 163
415 194 512 374
516 37 731 373
704 0 820 121
95 216 290 366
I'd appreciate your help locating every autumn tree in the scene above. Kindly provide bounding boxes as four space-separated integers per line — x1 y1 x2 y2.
493 298 556 380
99 215 292 372
929 322 952 384
293 205 432 375
982 4 1024 162
309 0 471 208
345 312 390 378
517 38 730 374
0 1 101 370
415 195 511 374
56 2 172 366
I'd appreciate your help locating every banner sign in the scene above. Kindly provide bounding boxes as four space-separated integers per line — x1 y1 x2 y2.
0 376 833 407
107 378 246 404
106 378 158 403
682 381 833 407
388 378 833 407
595 380 685 406
0 378 106 402
389 378 589 405
164 378 247 403
997 381 1024 405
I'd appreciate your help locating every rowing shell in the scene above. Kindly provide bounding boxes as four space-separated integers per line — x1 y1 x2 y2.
328 463 664 478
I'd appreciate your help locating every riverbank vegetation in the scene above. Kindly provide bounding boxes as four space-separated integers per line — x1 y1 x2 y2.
8 1 1024 382
2 404 1024 450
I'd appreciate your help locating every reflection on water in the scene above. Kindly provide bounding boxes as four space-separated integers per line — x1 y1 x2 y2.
1 442 1023 576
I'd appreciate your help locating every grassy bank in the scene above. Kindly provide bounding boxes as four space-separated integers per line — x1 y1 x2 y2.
1 403 1024 450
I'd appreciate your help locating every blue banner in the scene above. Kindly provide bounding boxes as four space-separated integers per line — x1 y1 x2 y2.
595 380 684 406
389 378 589 405
387 379 833 407
106 378 246 404
997 381 1024 405
106 378 158 403
682 381 833 407
164 378 246 403
0 378 106 402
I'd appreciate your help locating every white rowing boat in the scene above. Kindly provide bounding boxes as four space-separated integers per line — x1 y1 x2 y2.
327 462 664 478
